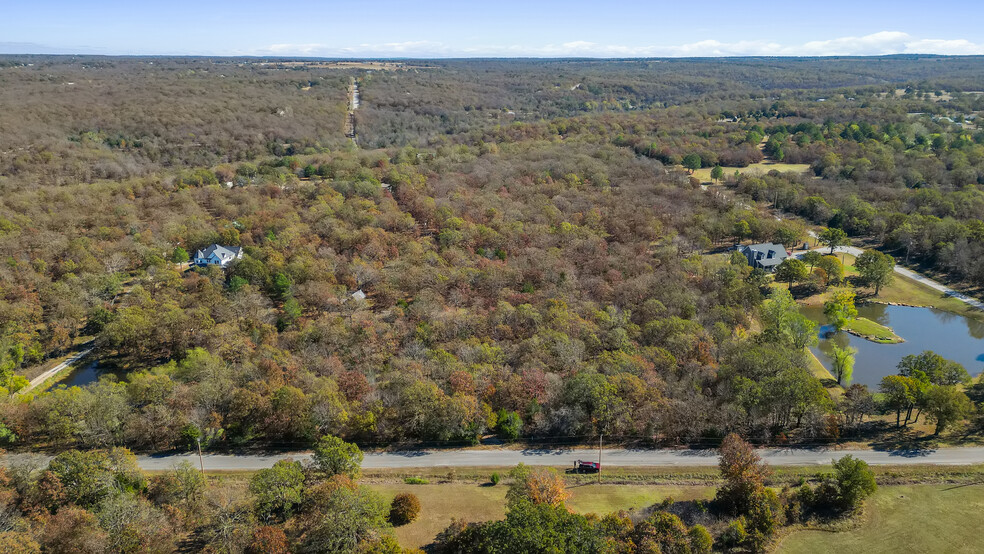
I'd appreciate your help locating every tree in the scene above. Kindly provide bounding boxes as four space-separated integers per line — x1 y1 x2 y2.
879 375 919 427
760 288 817 349
830 345 856 385
495 410 522 440
773 225 801 249
733 219 752 245
716 433 769 515
823 290 857 331
831 455 876 512
818 227 849 254
923 386 973 435
855 250 895 295
897 351 971 386
298 476 391 553
312 435 363 478
170 247 189 264
507 464 570 508
841 384 875 427
816 255 844 285
802 250 823 272
774 258 808 289
247 526 289 554
682 153 702 173
249 459 305 520
389 492 421 525
710 165 724 182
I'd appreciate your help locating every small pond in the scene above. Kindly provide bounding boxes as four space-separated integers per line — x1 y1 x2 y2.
53 361 112 389
801 303 984 388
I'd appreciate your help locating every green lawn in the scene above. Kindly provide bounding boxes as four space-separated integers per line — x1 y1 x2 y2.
778 484 984 553
843 316 903 344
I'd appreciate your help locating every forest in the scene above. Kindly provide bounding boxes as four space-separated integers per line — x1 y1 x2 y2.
0 54 982 552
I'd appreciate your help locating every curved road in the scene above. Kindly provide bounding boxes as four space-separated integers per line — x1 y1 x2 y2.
5 446 980 472
795 244 984 310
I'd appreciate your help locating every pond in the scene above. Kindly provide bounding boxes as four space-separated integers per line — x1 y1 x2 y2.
800 303 984 388
52 361 111 389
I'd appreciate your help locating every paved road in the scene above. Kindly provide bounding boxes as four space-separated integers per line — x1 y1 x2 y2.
8 446 983 472
794 245 984 311
19 347 93 394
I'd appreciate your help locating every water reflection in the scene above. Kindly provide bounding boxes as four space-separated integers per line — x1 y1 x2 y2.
802 304 984 388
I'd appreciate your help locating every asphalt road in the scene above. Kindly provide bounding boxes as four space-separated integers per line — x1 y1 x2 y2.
5 446 980 472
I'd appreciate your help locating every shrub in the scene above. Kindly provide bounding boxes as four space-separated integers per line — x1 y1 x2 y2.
389 493 421 526
688 525 713 554
721 517 748 548
489 472 500 486
832 455 877 512
404 477 429 485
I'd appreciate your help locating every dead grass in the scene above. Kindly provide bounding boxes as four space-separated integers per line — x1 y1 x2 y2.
690 161 811 182
369 483 713 549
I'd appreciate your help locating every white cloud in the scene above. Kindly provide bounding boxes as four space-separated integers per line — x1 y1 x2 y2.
257 32 984 58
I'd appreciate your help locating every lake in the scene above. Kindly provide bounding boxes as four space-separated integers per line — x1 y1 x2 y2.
801 303 984 388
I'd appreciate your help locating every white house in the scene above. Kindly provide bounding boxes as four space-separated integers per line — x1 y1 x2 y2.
193 244 243 268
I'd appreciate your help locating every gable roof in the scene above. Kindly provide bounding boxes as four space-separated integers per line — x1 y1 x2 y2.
740 243 788 267
195 244 242 260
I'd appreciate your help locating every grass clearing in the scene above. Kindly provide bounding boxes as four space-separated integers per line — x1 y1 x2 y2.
369 483 713 549
843 316 903 344
690 161 811 182
777 484 984 553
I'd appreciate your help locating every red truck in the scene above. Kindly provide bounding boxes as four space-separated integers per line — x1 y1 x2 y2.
574 460 600 473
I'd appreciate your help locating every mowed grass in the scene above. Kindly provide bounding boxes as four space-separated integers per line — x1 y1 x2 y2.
778 484 984 554
370 483 712 549
844 316 903 343
690 161 811 182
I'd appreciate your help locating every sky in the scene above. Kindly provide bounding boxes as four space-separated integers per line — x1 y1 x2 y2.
2 0 983 58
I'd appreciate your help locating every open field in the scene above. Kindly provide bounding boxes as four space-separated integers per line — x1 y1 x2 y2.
778 484 984 553
367 480 984 551
369 483 713 549
691 161 811 182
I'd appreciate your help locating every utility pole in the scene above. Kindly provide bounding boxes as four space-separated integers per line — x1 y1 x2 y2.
196 438 206 480
598 433 602 485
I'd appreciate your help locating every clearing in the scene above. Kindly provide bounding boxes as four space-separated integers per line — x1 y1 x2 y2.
690 161 811 182
370 483 712 549
777 484 984 553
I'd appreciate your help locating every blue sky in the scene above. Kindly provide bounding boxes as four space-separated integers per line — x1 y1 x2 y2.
2 0 983 57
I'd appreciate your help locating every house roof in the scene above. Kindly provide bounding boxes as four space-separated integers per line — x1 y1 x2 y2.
741 243 788 267
195 244 242 260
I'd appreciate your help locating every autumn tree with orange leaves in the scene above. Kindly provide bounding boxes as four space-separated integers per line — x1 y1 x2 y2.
506 464 571 508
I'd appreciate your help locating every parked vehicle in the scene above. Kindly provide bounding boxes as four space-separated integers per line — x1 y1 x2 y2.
574 460 600 473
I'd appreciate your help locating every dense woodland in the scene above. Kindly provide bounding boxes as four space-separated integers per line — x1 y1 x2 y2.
0 54 982 551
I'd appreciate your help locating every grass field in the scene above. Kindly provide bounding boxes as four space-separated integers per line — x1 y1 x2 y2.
777 484 984 553
844 316 903 343
370 483 713 549
690 161 811 182
368 481 984 551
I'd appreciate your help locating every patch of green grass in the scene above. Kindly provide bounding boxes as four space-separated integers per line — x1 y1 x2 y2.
844 316 903 344
778 484 984 553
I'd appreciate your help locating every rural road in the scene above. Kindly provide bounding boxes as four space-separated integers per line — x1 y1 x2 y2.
19 347 92 394
8 446 984 472
795 244 984 311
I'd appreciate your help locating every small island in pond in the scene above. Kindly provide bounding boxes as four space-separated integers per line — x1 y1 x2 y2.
843 316 904 344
